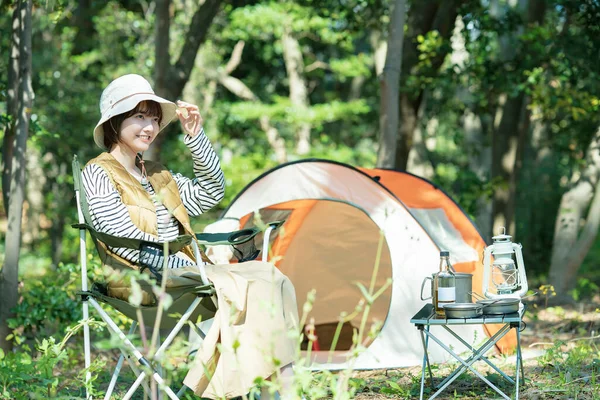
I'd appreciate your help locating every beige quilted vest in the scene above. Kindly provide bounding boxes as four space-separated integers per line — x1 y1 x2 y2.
87 152 212 303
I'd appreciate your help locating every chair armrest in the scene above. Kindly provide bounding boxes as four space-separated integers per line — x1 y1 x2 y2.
196 219 287 263
266 220 285 230
195 227 261 246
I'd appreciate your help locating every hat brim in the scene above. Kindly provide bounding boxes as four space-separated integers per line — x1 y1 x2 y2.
93 93 177 150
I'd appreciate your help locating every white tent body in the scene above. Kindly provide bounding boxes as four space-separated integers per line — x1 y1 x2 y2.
222 161 487 369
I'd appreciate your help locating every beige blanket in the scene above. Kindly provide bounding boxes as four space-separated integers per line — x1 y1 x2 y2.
183 261 299 398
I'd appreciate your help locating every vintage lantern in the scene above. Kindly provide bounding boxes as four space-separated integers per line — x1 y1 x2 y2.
482 228 529 299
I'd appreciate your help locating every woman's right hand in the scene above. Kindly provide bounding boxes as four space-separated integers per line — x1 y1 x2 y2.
176 100 204 137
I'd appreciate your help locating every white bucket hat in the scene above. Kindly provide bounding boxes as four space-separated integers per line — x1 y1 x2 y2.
93 74 177 150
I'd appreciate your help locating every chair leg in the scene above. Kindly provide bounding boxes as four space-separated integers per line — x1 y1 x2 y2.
88 297 201 400
191 321 206 340
122 366 180 400
122 371 147 400
104 321 138 400
83 300 92 400
176 385 188 397
157 332 164 400
122 351 152 395
104 354 125 400
155 297 203 359
150 371 179 400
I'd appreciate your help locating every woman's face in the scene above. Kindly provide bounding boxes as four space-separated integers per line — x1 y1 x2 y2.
119 111 160 154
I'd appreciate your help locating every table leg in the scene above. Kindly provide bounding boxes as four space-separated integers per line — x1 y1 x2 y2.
441 325 516 385
418 326 433 400
518 325 525 385
423 328 512 400
421 326 433 382
515 326 523 400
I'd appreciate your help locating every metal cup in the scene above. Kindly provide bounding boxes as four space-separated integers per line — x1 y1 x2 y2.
454 273 473 303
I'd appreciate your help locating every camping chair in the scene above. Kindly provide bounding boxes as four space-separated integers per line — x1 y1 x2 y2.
72 155 284 400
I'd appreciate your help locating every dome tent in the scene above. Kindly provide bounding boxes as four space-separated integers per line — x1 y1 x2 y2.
217 159 516 369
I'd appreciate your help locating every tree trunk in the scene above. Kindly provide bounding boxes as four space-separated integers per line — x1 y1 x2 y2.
23 148 45 247
72 0 94 55
405 94 436 178
1 0 33 352
281 27 311 155
549 126 600 298
394 0 460 170
2 3 21 208
491 93 525 236
49 161 68 269
51 216 65 269
376 0 407 168
490 0 546 236
370 30 387 77
467 112 493 240
147 0 222 161
447 14 494 237
154 0 170 95
200 79 218 115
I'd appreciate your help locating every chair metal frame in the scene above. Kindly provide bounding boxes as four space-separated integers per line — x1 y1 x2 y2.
73 155 282 399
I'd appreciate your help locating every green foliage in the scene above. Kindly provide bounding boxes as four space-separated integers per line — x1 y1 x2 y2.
329 54 373 81
226 2 353 49
7 263 83 346
571 278 600 302
0 321 106 399
228 98 370 127
536 339 600 398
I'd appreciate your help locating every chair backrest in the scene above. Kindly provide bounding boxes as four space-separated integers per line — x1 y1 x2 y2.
72 154 107 261
72 155 134 266
72 155 90 225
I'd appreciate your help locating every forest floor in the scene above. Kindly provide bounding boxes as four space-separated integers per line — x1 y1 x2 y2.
352 297 600 399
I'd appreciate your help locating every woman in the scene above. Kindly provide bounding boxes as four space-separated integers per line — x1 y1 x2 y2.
82 74 298 399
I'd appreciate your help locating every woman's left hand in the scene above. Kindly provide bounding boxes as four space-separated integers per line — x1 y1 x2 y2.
176 100 204 137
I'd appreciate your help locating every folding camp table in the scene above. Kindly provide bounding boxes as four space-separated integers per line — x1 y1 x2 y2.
410 303 525 400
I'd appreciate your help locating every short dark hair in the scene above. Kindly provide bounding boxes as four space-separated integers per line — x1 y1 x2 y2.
102 100 163 150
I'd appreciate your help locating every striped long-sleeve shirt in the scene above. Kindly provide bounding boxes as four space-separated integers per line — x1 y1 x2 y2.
81 130 225 269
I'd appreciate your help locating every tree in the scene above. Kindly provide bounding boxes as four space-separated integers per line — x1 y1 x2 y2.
393 0 461 171
218 1 372 162
207 41 288 163
490 0 546 237
0 0 33 352
1 0 21 208
376 0 406 168
549 126 600 299
148 0 222 161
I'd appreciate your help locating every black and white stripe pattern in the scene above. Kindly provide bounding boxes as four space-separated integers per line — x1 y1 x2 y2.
82 130 225 270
